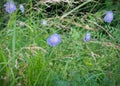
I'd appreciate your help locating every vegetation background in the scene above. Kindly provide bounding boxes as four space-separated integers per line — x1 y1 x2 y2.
0 0 120 86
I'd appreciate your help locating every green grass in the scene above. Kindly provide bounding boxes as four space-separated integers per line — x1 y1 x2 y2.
0 0 120 86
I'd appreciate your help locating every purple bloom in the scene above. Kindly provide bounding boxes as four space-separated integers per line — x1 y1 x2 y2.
83 32 91 42
104 11 113 23
19 4 24 13
47 34 61 46
4 1 16 14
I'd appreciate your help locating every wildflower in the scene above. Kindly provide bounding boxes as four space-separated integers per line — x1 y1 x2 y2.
47 34 61 46
83 32 91 42
19 4 24 13
104 11 113 23
41 19 47 25
4 1 16 14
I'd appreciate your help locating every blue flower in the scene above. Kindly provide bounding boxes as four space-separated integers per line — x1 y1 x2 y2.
4 1 16 14
19 4 24 13
47 34 61 46
41 19 47 25
83 32 91 42
104 11 113 23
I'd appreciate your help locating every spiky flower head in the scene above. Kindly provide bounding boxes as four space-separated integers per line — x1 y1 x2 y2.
4 1 16 14
104 11 113 23
83 32 91 42
19 4 24 13
47 34 61 46
41 19 47 25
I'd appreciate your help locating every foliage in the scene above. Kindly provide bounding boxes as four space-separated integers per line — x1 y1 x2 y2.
0 0 120 86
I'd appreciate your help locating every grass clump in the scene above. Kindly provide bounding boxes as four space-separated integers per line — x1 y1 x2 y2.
0 0 120 86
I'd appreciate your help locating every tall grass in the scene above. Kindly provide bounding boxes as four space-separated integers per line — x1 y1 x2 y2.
0 0 120 86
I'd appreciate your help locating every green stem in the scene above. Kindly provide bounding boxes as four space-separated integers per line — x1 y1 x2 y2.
12 27 15 62
61 0 93 19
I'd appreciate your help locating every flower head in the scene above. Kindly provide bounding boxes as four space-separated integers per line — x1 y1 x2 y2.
19 4 24 13
104 11 113 23
4 1 16 14
47 34 61 46
83 32 91 42
41 19 47 25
